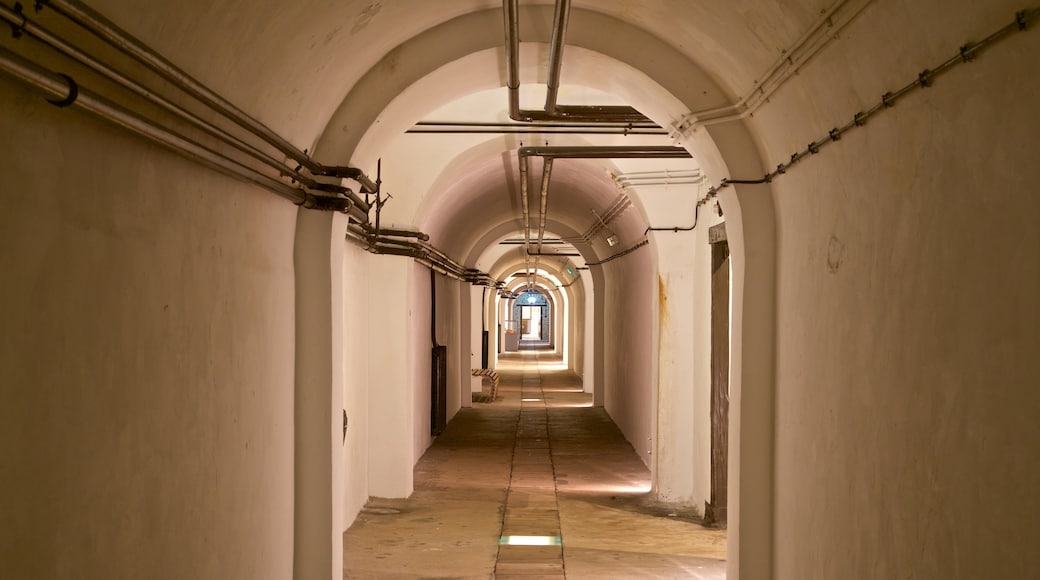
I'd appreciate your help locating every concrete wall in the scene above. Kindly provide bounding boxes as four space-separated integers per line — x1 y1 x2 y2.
568 278 586 377
751 1 1040 577
651 222 720 507
364 256 416 498
0 78 296 579
342 243 371 526
599 249 659 468
580 269 595 393
410 262 434 464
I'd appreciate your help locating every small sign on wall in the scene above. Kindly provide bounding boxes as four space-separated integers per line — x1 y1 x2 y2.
709 222 727 244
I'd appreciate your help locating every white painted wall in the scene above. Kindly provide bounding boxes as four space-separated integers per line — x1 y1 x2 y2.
580 269 595 393
444 277 462 421
0 79 295 579
752 2 1040 577
410 262 434 464
468 286 485 398
342 243 371 526
365 256 416 498
6 2 1038 579
598 249 659 468
646 182 724 510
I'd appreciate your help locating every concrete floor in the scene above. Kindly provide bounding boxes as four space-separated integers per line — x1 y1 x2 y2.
343 352 726 579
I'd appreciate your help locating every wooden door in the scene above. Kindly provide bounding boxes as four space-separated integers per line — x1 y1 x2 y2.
706 227 730 525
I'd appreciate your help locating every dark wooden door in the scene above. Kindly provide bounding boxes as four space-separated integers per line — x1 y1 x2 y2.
431 345 447 436
706 236 730 525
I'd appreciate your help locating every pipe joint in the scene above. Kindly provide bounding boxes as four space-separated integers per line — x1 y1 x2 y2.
321 166 378 194
301 193 353 213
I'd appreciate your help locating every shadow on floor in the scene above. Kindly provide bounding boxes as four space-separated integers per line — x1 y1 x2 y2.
344 353 726 579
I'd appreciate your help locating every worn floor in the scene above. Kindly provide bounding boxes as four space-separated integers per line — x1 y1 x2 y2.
343 352 726 579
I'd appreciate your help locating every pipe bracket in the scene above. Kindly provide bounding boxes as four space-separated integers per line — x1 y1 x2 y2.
46 73 79 107
960 43 977 63
8 2 26 38
918 69 934 87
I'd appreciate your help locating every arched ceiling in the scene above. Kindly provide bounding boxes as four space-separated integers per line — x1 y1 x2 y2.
73 0 825 284
83 0 831 153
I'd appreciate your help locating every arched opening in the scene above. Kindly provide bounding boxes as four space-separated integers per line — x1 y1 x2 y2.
3 2 1036 579
314 6 778 578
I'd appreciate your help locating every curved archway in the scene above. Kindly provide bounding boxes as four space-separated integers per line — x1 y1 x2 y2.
311 7 778 578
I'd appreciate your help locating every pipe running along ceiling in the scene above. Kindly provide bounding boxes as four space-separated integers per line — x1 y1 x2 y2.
8 0 990 284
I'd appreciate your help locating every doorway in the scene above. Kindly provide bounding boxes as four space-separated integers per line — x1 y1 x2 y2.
706 223 730 525
521 305 546 340
514 291 552 348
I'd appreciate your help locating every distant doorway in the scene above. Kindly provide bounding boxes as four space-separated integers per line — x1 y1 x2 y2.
521 305 545 340
515 290 552 349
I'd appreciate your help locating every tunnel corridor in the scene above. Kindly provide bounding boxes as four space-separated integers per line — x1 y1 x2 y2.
344 352 725 579
2 1 1038 579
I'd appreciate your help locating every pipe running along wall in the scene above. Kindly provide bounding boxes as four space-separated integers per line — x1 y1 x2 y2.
345 225 500 288
38 0 377 189
515 145 691 283
653 5 1040 232
0 45 368 217
5 0 375 217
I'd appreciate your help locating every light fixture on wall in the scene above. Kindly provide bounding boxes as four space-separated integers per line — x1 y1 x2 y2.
606 234 618 247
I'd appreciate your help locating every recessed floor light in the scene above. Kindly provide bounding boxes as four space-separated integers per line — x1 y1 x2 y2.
499 535 562 546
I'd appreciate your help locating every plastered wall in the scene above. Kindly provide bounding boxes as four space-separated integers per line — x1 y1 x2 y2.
0 79 296 579
651 211 723 508
341 243 371 527
599 250 658 468
751 1 1040 577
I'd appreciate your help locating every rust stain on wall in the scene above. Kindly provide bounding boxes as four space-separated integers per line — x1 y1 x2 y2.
658 275 668 323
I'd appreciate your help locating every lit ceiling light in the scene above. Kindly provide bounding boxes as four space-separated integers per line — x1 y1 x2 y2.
606 234 619 247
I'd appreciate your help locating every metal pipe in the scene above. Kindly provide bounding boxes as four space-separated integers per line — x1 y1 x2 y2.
543 0 570 114
407 127 667 135
346 224 499 286
0 46 367 219
646 199 706 234
503 0 521 120
360 223 430 241
40 0 376 201
0 1 310 185
617 169 702 178
586 239 650 266
674 0 874 131
516 145 690 256
535 158 553 254
415 121 659 129
617 179 704 188
519 145 691 159
502 0 650 123
41 0 313 167
518 153 533 286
